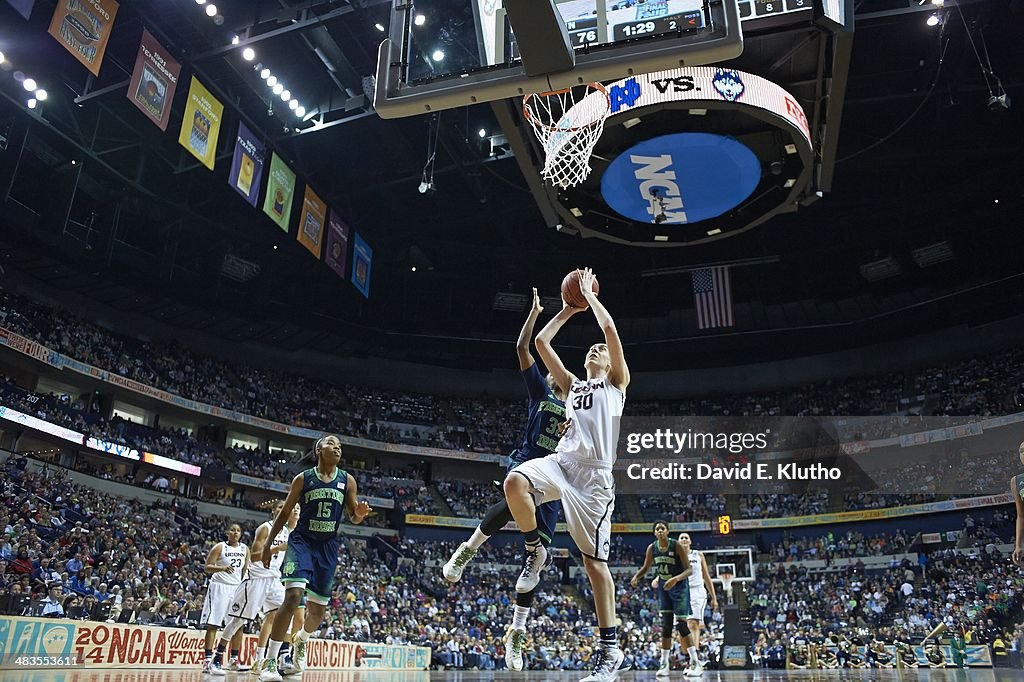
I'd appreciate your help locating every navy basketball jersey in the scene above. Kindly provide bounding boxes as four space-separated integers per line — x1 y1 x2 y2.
513 364 566 462
650 538 684 580
296 467 348 541
1015 474 1024 503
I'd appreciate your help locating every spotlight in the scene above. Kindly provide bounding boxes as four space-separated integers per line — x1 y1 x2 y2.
242 47 255 61
206 4 217 17
289 99 299 110
23 78 36 92
27 98 36 109
931 0 944 4
375 23 385 32
260 68 271 80
432 49 445 62
267 75 278 87
414 14 426 26
411 266 418 272
478 128 486 138
280 89 291 102
231 35 240 45
71 160 77 165
0 51 5 65
295 106 306 117
926 13 939 26
273 83 284 95
35 89 47 101
195 0 206 4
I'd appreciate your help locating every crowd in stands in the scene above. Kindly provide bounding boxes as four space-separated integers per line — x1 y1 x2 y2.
764 529 912 563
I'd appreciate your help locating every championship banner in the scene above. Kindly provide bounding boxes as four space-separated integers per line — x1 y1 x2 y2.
228 122 265 207
351 232 373 298
47 0 119 76
296 186 326 257
177 77 224 171
126 29 180 131
324 210 350 278
263 153 297 232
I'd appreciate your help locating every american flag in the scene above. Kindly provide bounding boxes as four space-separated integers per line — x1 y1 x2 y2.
692 266 734 329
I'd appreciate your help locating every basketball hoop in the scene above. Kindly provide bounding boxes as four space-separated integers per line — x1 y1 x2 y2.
523 82 610 189
720 571 735 605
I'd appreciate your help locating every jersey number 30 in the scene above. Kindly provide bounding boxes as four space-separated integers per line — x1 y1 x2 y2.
572 393 594 411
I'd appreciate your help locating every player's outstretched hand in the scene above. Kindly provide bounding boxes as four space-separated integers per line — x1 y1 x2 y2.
531 287 543 315
630 575 639 588
578 267 598 303
354 500 372 522
1013 547 1024 566
557 418 573 438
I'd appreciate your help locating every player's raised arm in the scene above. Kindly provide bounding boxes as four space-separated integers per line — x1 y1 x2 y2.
579 268 629 392
204 542 227 575
517 288 544 371
630 545 654 587
345 473 372 525
1012 474 1024 566
262 473 304 567
534 297 584 395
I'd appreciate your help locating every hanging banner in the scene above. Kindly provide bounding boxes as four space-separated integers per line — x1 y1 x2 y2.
296 186 326 257
126 29 180 131
228 122 265 207
351 233 373 298
177 76 224 171
324 211 350 278
47 0 120 76
262 153 297 232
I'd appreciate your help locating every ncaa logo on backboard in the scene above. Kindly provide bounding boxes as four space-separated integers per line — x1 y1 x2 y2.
712 68 745 102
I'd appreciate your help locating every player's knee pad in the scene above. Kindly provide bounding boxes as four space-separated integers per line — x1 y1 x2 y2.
661 612 675 633
480 500 513 536
676 619 691 638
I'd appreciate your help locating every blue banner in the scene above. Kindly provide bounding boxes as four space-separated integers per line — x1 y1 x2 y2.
351 233 373 298
228 122 266 207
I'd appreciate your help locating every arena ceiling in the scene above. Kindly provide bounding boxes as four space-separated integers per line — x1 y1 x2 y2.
0 0 1023 371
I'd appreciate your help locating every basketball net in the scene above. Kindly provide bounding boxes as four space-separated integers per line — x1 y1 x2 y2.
523 83 610 189
720 572 735 605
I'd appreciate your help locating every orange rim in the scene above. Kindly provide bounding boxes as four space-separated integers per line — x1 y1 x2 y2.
522 82 610 133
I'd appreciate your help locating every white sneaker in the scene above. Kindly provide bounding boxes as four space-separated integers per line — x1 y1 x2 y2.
211 660 226 676
259 657 283 682
442 542 478 583
685 663 705 677
291 634 307 672
515 544 548 593
504 626 527 671
580 647 627 682
203 660 213 674
235 660 251 672
657 660 671 677
279 655 298 676
249 659 263 676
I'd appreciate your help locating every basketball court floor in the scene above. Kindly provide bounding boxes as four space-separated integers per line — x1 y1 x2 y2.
1 670 1019 682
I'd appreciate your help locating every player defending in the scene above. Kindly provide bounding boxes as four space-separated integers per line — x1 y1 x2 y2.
630 522 694 678
441 287 568 670
1012 440 1024 566
202 524 249 674
504 267 629 682
210 500 299 676
258 435 371 682
677 532 718 674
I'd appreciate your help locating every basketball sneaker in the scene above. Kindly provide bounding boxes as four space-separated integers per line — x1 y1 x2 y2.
202 659 213 675
291 633 307 672
515 544 548 593
210 660 226 676
234 659 251 672
442 542 478 583
580 647 627 682
504 626 527 671
279 655 298 676
656 660 671 677
685 662 705 677
259 657 283 682
249 658 263 676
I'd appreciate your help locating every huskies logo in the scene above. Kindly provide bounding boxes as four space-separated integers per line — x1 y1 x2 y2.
712 68 745 102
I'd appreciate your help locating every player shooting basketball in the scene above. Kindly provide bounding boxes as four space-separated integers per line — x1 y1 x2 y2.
504 267 630 682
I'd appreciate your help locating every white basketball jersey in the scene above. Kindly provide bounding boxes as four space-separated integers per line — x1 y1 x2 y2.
210 542 248 586
688 549 707 594
248 522 290 579
556 377 625 467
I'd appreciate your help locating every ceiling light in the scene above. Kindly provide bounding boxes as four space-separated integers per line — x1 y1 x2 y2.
289 99 299 110
206 4 217 17
931 0 944 4
411 266 417 272
414 14 426 26
242 47 255 61
232 35 240 45
478 128 486 138
0 51 5 65
35 89 48 101
195 0 205 4
27 99 36 109
375 23 385 32
267 75 278 87
260 68 271 80
280 90 291 102
23 78 36 92
432 49 445 62
273 83 284 95
295 106 306 117
926 13 939 26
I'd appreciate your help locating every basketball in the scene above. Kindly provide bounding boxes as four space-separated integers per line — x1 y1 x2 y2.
561 270 599 308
